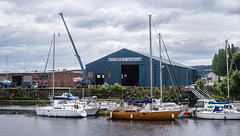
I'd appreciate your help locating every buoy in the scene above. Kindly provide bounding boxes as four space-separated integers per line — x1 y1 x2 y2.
110 112 112 118
185 110 189 114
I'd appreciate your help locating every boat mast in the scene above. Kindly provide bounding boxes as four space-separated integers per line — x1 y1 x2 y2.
225 39 230 109
149 15 153 107
158 33 162 105
53 33 55 97
6 54 8 81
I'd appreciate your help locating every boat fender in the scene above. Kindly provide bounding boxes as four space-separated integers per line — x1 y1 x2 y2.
131 114 133 119
110 112 112 118
171 113 174 119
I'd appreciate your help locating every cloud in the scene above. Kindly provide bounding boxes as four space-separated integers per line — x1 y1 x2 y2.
0 0 240 72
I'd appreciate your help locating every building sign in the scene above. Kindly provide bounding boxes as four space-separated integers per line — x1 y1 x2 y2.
108 57 142 62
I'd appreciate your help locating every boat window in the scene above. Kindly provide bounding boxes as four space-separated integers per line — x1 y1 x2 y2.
223 105 232 109
58 101 67 104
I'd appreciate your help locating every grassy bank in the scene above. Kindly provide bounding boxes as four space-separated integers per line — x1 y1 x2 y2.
0 100 51 106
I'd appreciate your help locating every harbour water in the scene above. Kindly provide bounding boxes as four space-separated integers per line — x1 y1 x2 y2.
1 106 240 136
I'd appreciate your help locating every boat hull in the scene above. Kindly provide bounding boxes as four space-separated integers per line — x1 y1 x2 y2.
107 110 181 120
85 108 99 116
36 107 87 118
197 112 240 120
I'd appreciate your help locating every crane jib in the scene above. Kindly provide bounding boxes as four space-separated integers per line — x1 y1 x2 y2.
59 12 88 82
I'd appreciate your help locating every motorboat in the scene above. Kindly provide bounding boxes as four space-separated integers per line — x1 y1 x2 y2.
196 100 240 120
36 100 87 118
35 34 87 118
50 93 99 116
1 79 12 88
194 99 217 112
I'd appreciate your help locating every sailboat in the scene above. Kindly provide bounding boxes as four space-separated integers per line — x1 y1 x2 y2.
1 55 12 88
36 34 87 118
196 40 240 120
107 15 181 120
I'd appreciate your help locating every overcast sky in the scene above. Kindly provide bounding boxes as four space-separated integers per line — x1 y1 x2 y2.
0 0 240 73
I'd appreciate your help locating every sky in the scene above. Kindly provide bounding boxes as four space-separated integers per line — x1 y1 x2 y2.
0 0 240 73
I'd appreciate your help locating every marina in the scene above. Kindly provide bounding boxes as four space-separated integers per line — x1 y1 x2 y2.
1 106 240 136
0 1 240 135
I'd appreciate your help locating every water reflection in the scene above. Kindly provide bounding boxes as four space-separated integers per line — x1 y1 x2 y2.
1 106 240 136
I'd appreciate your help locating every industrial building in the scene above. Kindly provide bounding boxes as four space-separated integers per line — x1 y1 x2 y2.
0 70 83 88
86 48 198 87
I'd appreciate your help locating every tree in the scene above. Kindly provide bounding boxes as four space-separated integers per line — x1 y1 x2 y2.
212 48 226 76
212 44 239 76
230 70 240 99
230 52 240 72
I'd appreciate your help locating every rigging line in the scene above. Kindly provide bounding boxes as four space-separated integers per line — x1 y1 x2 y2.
152 16 180 101
161 35 182 96
165 62 180 103
152 16 181 102
228 44 240 79
151 16 161 55
38 34 55 103
137 18 148 52
44 34 54 73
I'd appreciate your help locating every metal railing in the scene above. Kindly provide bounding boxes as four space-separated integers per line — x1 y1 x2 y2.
191 86 214 100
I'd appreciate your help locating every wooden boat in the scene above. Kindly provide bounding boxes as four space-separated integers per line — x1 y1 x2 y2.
107 15 181 120
107 106 181 120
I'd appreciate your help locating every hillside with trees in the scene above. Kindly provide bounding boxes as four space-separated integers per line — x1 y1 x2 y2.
191 65 212 77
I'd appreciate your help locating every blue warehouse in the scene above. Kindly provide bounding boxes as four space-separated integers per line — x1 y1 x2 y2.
86 48 197 87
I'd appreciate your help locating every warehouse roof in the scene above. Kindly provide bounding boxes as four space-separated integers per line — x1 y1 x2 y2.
87 48 195 69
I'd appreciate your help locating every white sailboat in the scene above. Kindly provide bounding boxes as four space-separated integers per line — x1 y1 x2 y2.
196 40 240 120
36 34 87 118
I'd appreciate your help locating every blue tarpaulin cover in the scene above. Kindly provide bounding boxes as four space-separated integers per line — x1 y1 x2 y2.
124 98 152 103
208 98 230 104
213 105 223 112
66 93 74 98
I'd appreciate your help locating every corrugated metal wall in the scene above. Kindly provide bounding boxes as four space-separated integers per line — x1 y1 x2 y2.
86 48 197 87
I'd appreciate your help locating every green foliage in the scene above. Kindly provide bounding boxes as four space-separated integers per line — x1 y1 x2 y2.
212 48 227 76
195 79 206 91
212 44 239 76
153 87 160 99
93 83 126 99
230 52 240 72
17 86 23 96
230 70 240 99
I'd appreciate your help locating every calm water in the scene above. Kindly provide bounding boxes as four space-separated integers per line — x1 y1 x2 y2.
1 106 240 136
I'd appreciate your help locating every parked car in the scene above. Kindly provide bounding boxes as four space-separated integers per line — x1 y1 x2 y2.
38 84 47 88
32 82 38 88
